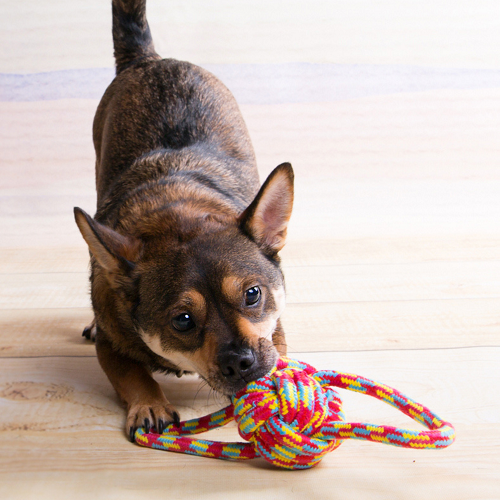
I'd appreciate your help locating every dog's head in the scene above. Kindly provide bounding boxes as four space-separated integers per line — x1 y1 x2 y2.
75 163 294 395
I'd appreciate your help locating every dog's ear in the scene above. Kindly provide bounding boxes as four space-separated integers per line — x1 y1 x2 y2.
239 163 294 255
74 207 142 272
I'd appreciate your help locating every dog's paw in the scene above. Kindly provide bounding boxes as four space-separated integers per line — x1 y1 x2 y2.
127 401 180 442
82 319 97 342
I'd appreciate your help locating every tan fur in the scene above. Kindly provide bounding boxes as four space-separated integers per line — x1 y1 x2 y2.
221 276 244 302
237 288 285 339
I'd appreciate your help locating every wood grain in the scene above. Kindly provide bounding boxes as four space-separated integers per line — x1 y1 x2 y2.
0 308 94 357
1 450 498 500
282 298 500 352
2 237 500 274
2 260 499 309
1 349 497 430
1 296 498 358
3 92 500 249
2 0 500 498
0 350 498 499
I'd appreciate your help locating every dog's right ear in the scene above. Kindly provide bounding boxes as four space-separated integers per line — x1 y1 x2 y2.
239 163 294 256
74 207 142 272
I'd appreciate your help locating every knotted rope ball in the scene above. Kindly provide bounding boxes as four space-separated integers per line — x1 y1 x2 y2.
135 357 455 469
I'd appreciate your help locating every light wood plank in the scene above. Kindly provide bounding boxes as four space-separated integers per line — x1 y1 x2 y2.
0 247 90 274
282 236 500 267
0 425 498 500
1 349 495 430
4 91 500 189
245 91 500 182
2 237 500 274
0 349 498 499
0 273 91 310
285 261 500 304
0 357 223 433
3 92 500 249
1 295 498 358
282 298 500 352
0 308 94 357
2 260 499 309
0 100 95 191
2 1 500 498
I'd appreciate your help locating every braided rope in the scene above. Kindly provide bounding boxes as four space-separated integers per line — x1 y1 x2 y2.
135 357 455 469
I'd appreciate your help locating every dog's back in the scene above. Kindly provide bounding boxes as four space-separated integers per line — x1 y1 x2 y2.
94 0 259 216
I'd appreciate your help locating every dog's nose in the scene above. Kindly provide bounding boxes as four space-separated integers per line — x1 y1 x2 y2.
219 348 256 380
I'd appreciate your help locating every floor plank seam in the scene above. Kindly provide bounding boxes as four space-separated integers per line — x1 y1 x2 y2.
3 257 500 274
287 297 500 305
286 345 500 354
1 344 498 360
3 294 500 312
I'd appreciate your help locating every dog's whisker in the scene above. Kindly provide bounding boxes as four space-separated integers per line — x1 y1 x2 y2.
206 387 214 408
192 379 209 407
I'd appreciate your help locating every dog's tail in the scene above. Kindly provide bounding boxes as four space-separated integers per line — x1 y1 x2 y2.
112 0 160 74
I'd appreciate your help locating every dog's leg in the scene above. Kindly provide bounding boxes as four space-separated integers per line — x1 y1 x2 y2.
95 334 180 441
82 317 97 341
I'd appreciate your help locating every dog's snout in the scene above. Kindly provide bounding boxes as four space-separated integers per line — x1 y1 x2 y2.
219 348 256 380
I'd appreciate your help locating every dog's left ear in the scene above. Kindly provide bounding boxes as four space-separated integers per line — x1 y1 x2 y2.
74 207 142 273
239 162 294 255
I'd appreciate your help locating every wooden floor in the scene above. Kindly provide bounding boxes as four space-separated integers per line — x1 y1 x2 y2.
1 1 499 498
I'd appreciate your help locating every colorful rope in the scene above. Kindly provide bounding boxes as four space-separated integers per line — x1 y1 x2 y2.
135 357 455 469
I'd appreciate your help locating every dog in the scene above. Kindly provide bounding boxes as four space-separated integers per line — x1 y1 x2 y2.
74 0 294 442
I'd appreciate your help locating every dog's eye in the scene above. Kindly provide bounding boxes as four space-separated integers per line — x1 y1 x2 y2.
171 313 195 332
244 286 261 306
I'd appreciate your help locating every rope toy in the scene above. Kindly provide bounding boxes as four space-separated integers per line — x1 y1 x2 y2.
135 357 455 469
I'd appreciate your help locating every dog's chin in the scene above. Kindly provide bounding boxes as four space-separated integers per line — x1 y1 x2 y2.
204 378 252 398
216 378 251 397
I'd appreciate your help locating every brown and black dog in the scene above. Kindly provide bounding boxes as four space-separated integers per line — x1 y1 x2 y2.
74 0 294 442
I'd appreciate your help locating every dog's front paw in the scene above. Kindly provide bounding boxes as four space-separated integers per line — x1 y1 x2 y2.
127 400 180 442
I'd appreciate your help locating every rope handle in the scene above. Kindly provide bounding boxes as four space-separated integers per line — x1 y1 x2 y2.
135 358 455 462
313 369 455 448
136 405 258 460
